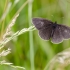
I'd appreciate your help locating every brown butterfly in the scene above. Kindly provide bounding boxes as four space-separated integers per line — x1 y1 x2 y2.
32 18 70 44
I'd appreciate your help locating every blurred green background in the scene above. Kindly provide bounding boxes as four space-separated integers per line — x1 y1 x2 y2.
0 0 70 70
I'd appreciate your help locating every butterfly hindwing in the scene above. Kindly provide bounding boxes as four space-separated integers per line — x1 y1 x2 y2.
39 25 52 40
59 24 70 39
51 25 63 44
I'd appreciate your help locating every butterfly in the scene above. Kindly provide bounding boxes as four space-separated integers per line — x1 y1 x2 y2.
32 17 70 44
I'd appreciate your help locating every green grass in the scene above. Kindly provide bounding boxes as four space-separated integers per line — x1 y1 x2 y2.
0 0 70 70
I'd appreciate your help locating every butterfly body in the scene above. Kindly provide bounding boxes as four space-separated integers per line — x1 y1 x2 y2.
32 18 70 44
52 22 57 29
50 22 58 37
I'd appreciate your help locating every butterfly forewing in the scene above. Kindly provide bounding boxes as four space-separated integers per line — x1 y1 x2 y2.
51 25 63 44
59 25 70 39
32 18 53 30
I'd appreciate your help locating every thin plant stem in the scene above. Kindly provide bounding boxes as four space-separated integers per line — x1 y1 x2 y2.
1 0 8 38
28 0 35 70
10 0 28 24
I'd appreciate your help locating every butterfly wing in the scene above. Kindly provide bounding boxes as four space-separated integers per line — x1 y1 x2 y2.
59 24 70 39
32 18 53 40
51 25 63 44
39 25 52 40
32 18 53 30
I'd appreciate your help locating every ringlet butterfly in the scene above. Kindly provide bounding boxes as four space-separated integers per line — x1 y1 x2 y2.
32 18 70 44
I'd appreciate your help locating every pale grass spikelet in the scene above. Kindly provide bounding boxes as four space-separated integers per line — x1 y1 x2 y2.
0 48 11 57
44 48 70 70
3 14 19 39
0 60 13 65
0 1 34 70
0 23 35 70
0 60 25 69
57 50 70 64
0 26 35 48
0 12 32 69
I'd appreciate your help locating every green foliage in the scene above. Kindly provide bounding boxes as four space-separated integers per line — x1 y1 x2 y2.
0 0 70 70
